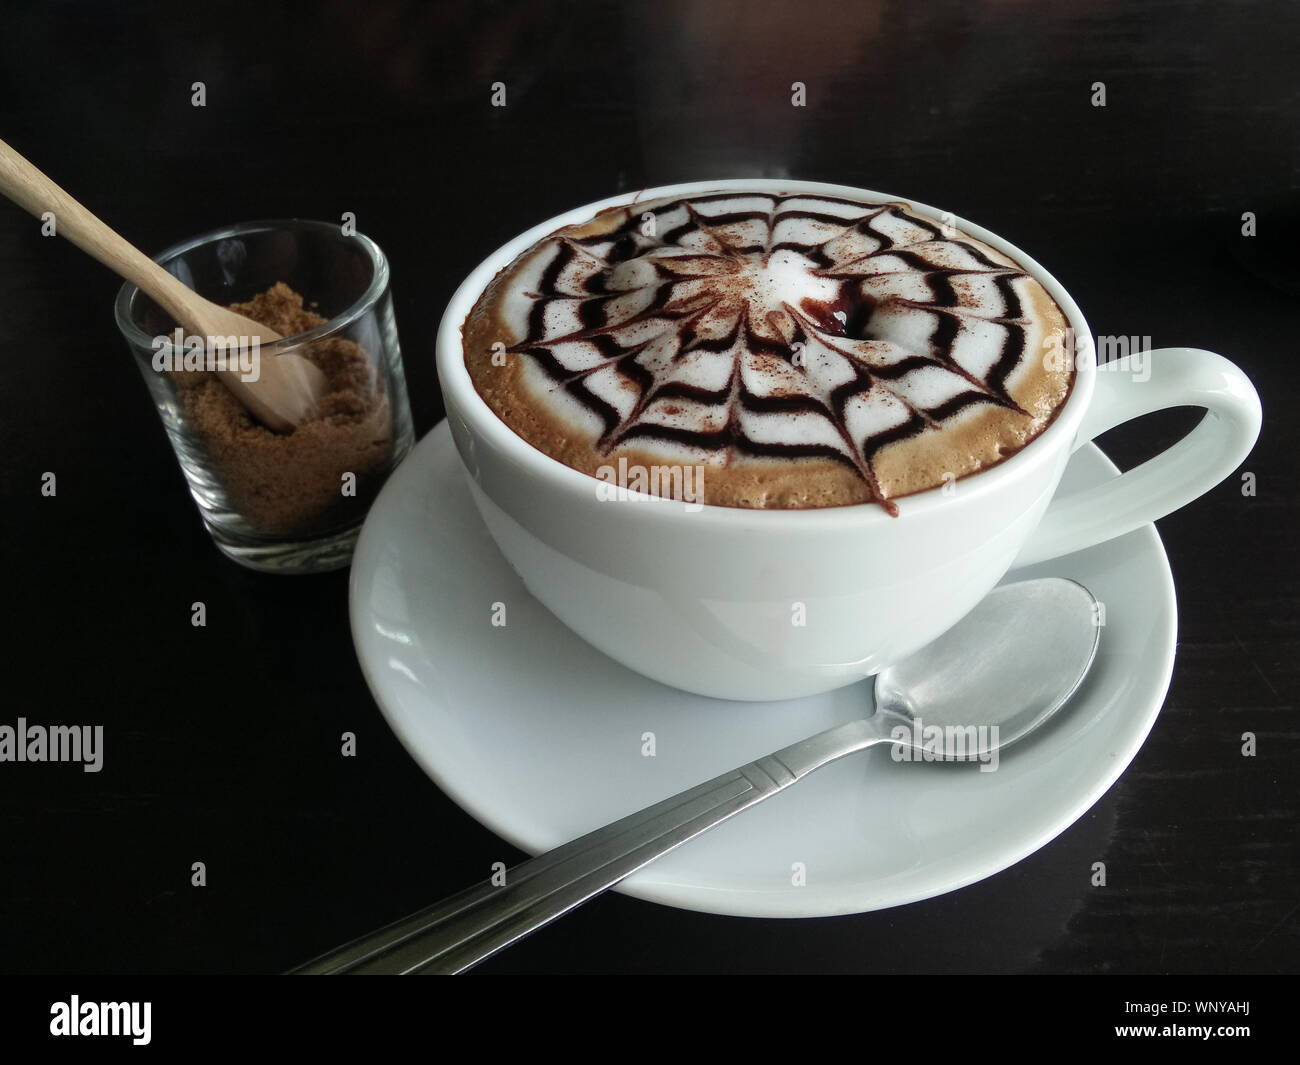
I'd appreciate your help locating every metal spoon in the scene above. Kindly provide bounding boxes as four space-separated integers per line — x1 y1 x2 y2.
293 576 1100 975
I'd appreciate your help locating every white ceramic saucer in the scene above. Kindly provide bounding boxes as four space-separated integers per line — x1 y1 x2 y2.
349 421 1176 918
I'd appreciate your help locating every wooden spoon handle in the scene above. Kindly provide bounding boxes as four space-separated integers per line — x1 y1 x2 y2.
0 136 330 432
0 136 212 334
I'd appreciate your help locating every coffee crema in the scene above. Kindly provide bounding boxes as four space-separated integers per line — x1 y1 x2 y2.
462 190 1074 512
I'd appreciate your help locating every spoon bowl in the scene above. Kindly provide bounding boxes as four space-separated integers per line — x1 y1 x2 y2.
874 578 1100 761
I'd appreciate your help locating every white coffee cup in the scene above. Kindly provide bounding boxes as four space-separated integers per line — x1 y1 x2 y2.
436 179 1261 701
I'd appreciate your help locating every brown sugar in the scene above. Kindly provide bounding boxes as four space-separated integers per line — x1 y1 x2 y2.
171 282 393 537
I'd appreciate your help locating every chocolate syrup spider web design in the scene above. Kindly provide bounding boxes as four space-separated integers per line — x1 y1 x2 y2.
507 192 1039 511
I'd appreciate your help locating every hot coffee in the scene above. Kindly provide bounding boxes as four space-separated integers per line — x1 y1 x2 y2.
463 190 1073 511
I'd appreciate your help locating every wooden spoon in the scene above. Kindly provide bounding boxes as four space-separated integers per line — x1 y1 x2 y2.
0 137 326 432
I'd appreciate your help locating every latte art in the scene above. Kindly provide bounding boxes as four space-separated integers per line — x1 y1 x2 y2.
463 191 1073 510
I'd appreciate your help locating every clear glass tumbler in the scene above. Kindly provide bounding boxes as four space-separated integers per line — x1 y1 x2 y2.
114 219 414 574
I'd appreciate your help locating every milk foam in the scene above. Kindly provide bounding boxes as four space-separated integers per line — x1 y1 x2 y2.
473 191 1070 508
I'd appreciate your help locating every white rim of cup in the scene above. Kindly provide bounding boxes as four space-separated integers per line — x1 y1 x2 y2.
436 178 1098 528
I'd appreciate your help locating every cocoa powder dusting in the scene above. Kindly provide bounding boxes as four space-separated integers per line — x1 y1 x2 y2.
172 282 392 536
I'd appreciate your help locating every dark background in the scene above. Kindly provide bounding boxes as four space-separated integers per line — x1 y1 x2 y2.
0 0 1295 974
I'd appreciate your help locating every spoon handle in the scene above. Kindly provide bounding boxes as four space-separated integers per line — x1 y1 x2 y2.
0 137 207 330
291 717 887 975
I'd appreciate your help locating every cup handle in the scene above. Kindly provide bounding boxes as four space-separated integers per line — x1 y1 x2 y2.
1013 348 1262 567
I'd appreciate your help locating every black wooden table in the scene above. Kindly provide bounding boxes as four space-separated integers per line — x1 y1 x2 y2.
0 0 1294 979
